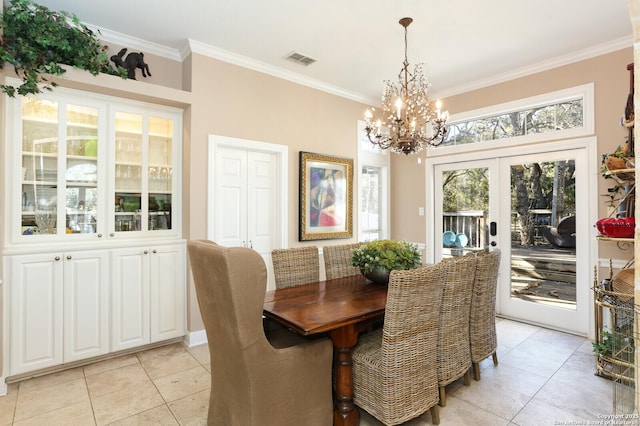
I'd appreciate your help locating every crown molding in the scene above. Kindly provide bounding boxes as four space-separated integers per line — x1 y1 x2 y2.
85 24 632 105
88 25 183 62
432 35 633 99
185 39 376 105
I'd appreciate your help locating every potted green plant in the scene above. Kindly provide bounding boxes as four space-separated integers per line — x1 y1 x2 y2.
351 239 422 284
0 0 126 97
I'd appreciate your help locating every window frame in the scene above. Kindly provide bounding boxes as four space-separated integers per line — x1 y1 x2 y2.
428 83 595 158
357 120 390 241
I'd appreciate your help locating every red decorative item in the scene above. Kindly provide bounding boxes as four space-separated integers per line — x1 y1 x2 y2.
595 217 635 238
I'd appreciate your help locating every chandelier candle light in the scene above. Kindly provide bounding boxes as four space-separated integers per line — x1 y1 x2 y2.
364 17 449 155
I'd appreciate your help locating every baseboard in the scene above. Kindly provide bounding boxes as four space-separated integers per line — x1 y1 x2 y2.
185 329 207 347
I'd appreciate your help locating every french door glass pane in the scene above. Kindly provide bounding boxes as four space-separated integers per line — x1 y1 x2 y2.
510 160 576 309
441 167 489 257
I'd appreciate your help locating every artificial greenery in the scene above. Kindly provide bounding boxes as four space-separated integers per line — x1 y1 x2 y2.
0 0 126 97
592 330 634 363
351 240 422 274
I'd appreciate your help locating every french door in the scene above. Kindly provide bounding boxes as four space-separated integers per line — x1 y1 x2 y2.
429 141 595 335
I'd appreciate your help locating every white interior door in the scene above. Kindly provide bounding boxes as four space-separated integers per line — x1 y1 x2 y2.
209 136 288 290
430 141 595 336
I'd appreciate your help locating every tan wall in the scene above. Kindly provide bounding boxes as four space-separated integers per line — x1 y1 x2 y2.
390 47 634 263
185 54 367 331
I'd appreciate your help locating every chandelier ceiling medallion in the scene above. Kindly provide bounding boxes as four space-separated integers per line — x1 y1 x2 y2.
364 17 449 155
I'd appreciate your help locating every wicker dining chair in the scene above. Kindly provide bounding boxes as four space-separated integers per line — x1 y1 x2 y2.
470 250 501 381
271 246 320 289
353 263 446 425
323 242 362 280
437 253 478 407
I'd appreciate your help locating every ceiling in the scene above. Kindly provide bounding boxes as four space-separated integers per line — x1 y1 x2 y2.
27 0 634 104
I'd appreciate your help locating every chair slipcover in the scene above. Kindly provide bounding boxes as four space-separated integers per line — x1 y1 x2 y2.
323 242 362 280
437 254 477 406
187 240 333 426
470 250 501 380
353 263 446 425
271 246 319 289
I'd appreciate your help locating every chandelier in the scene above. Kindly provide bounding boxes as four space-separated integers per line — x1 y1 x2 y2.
364 17 449 155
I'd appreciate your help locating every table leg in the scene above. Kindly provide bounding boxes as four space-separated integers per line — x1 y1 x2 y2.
330 325 359 426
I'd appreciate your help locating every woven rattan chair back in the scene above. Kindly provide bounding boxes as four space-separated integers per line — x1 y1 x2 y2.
271 246 320 289
352 263 446 425
437 253 477 407
469 250 501 380
323 242 362 280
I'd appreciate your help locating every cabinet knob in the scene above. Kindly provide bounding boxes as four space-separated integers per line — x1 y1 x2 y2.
144 250 148 254
152 249 157 254
97 233 103 238
109 233 115 237
66 255 72 260
54 256 60 261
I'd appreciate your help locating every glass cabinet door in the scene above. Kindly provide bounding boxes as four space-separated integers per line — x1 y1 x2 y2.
148 116 173 232
113 112 175 235
114 112 143 233
20 97 101 237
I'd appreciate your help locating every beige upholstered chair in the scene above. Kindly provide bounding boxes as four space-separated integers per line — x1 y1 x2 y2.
437 254 477 407
271 246 320 289
470 250 501 381
187 240 333 426
323 242 362 280
353 263 446 425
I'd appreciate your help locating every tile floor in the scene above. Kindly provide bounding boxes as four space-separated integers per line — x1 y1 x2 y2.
0 318 615 425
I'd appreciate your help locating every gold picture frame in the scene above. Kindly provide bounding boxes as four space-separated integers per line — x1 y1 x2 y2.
299 151 353 241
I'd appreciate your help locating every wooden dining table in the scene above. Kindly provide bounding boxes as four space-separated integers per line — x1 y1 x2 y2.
263 273 388 426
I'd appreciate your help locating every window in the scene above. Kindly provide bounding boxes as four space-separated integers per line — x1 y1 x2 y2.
432 84 594 155
357 120 389 241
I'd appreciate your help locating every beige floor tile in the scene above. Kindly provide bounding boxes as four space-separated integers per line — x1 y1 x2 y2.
428 396 511 426
153 365 211 403
84 354 140 377
0 383 19 425
14 378 90 422
494 319 539 349
186 344 210 366
18 367 85 393
526 328 586 352
13 401 95 426
137 344 199 380
91 380 165 426
86 363 151 398
167 388 209 425
449 377 531 420
500 342 570 378
104 405 178 425
534 354 614 419
478 362 549 397
512 398 592 425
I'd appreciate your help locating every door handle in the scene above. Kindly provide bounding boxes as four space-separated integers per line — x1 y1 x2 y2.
490 221 497 236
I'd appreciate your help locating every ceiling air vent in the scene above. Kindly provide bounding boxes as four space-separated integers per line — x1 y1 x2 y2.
285 51 317 66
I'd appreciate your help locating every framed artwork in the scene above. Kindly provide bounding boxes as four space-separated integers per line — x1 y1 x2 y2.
299 151 353 241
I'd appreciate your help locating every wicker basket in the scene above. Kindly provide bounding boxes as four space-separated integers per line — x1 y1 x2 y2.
612 268 634 302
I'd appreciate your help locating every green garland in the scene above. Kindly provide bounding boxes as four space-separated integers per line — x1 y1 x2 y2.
0 0 126 96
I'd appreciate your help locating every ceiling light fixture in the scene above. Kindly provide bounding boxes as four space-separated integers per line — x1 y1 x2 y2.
364 17 449 155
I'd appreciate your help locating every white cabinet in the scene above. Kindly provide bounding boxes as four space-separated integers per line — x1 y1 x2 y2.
9 250 108 375
111 244 186 352
5 88 181 243
4 86 186 377
150 244 186 342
